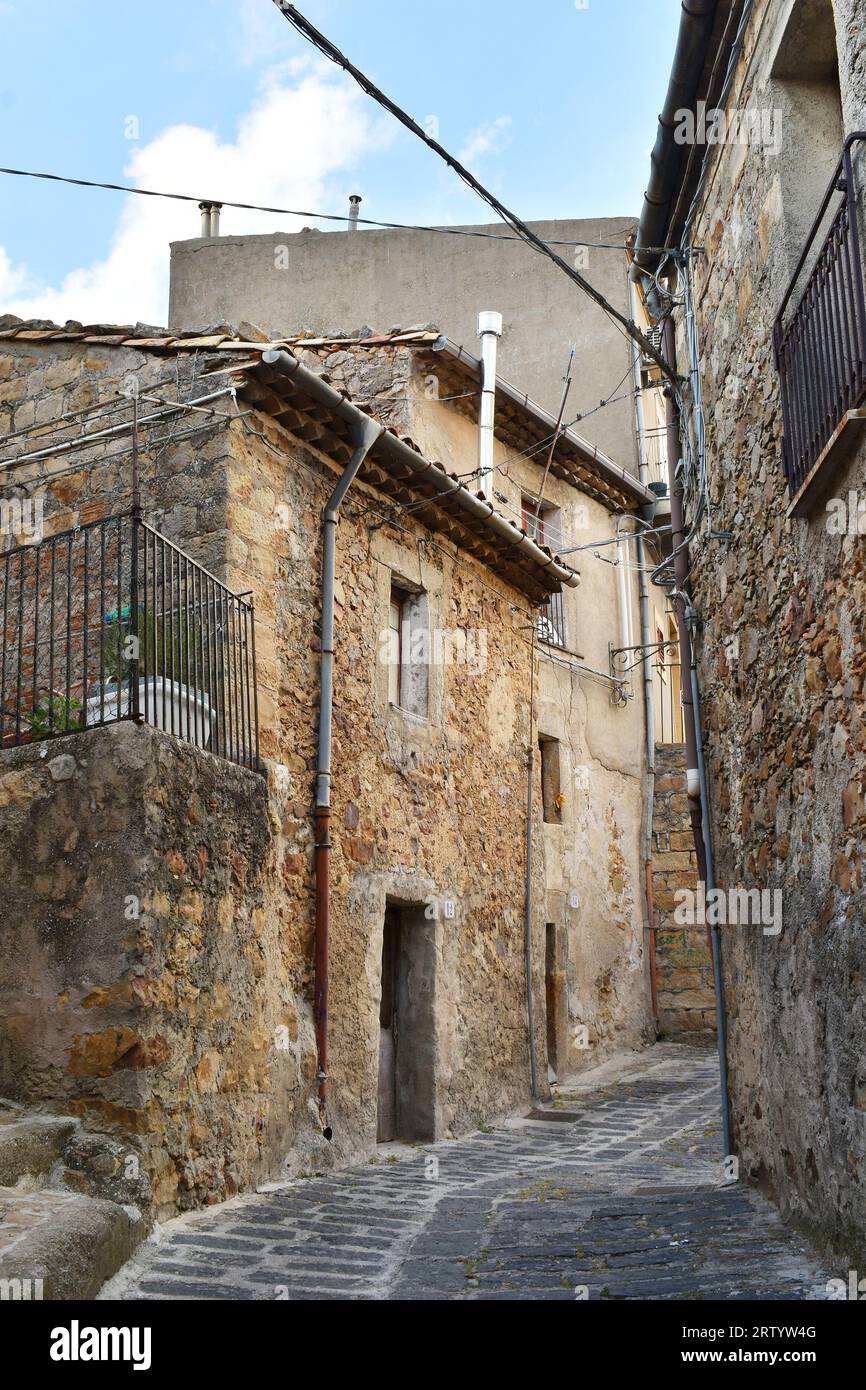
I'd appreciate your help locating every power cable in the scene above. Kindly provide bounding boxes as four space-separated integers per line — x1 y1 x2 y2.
0 165 649 251
270 2 679 383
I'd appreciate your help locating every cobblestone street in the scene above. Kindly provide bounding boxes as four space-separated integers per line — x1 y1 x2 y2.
104 1045 834 1302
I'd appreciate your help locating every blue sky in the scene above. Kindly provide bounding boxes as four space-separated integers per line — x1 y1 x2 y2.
0 0 681 324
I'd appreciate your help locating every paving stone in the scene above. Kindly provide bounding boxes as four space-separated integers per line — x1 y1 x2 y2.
102 1044 835 1302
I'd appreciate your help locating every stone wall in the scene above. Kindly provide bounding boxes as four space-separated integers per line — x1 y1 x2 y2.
0 329 236 579
322 345 656 1077
0 723 323 1222
0 324 657 1220
0 331 561 1206
216 405 548 1144
670 0 866 1262
651 745 715 1038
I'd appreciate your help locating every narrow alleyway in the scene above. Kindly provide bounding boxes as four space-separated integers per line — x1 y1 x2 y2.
104 1045 833 1301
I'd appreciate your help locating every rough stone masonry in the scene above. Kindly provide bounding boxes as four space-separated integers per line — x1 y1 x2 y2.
667 0 866 1265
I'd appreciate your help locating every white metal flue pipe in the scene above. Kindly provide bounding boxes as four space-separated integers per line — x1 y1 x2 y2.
476 310 502 502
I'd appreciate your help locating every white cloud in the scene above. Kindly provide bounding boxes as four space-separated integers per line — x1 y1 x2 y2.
0 245 31 300
457 116 512 167
0 59 392 327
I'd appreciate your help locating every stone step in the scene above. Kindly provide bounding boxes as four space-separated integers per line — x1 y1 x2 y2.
0 1108 78 1187
0 1186 144 1300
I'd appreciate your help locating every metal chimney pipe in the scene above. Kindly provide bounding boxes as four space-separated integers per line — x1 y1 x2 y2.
209 203 222 237
477 310 502 501
199 202 212 238
348 194 362 231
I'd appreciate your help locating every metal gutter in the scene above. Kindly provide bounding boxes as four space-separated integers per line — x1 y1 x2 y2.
631 0 721 284
431 337 656 509
259 348 580 592
376 430 579 589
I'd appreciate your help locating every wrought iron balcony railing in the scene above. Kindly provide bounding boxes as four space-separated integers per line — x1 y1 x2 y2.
642 425 669 494
773 133 866 499
1 511 259 769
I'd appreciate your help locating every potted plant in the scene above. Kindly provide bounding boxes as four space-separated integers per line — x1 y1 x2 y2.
3 690 84 745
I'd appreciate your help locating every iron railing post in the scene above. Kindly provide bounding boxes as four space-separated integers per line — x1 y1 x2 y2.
129 509 141 723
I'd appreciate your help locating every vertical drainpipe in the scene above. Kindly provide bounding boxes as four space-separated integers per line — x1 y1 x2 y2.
477 311 502 501
315 415 384 1124
662 317 731 1157
628 276 659 1024
524 623 539 1101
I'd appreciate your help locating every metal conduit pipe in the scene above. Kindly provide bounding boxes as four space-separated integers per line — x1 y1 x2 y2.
689 654 731 1155
0 387 238 472
260 350 581 591
662 318 731 1156
628 276 659 1023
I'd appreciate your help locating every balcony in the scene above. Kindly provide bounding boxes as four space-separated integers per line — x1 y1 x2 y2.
774 133 866 509
1 511 259 769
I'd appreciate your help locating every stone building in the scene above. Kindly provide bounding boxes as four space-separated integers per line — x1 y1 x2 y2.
632 0 866 1263
0 313 662 1223
168 216 639 466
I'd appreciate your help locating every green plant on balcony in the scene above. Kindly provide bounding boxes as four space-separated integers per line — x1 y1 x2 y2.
24 690 83 740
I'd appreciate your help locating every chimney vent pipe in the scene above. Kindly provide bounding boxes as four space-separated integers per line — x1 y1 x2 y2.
477 311 502 501
348 194 362 231
198 202 222 238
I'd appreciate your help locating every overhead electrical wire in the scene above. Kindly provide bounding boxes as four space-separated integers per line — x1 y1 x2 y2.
0 164 647 251
268 2 678 383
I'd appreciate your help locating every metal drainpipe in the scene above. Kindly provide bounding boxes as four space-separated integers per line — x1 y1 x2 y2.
629 275 659 1025
524 623 539 1101
315 414 384 1123
662 317 731 1157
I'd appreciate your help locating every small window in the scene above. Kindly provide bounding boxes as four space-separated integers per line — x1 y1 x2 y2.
539 737 563 824
388 580 429 719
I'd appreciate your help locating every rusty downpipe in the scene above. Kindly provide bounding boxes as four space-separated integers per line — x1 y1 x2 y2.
315 414 383 1123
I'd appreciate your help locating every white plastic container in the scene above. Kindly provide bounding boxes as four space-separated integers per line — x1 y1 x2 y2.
86 677 213 744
